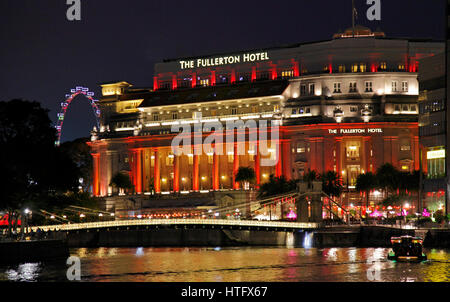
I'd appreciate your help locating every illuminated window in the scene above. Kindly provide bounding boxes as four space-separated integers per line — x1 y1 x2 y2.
398 64 406 71
401 145 411 151
427 148 446 179
333 83 341 93
200 79 210 87
166 154 174 166
252 106 258 113
207 154 213 164
351 64 358 73
380 62 387 70
346 144 360 159
188 154 193 165
211 109 217 116
228 153 234 163
392 81 398 92
360 63 367 73
365 81 373 92
297 143 305 153
402 81 409 92
338 65 346 73
282 70 294 78
274 105 280 112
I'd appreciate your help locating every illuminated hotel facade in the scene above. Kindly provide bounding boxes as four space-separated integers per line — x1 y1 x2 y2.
89 27 444 205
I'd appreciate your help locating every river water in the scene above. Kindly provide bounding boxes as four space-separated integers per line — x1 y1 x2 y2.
0 247 448 282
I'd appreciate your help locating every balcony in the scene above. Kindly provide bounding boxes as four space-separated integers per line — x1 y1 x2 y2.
143 112 279 129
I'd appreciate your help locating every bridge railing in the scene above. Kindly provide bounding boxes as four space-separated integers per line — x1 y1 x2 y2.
30 219 320 232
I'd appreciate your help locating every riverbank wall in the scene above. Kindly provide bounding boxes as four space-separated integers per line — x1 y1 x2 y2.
59 226 450 249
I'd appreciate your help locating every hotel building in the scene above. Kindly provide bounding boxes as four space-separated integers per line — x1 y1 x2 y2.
89 26 443 210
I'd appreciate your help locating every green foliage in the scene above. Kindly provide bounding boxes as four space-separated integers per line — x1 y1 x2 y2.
235 167 256 184
355 172 378 193
110 172 133 190
418 217 432 224
0 99 81 212
320 171 343 198
60 138 92 191
434 210 445 224
258 175 297 198
303 170 319 186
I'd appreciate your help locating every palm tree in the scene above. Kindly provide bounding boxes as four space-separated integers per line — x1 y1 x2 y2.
376 163 400 197
356 172 378 222
258 175 297 198
235 167 256 190
320 171 344 198
303 169 319 189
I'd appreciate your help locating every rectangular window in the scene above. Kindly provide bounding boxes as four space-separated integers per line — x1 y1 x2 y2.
333 83 342 93
400 145 411 151
350 106 358 113
338 65 346 73
200 79 210 87
360 63 367 73
188 154 193 165
392 81 398 92
282 70 293 78
228 153 234 163
351 64 358 73
349 82 357 93
231 108 238 115
172 112 178 120
153 114 159 121
308 83 315 95
365 81 373 92
380 62 387 70
300 85 307 96
402 81 409 92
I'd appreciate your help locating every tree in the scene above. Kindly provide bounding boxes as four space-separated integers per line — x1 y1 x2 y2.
110 172 133 194
235 167 256 190
303 169 319 189
258 175 297 198
356 172 378 222
320 171 344 198
376 163 400 196
60 137 92 192
0 100 81 236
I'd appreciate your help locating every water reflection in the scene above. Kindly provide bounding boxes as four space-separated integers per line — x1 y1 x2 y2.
0 247 448 282
6 263 40 282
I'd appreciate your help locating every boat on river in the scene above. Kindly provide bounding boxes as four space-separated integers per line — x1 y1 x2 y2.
387 236 427 262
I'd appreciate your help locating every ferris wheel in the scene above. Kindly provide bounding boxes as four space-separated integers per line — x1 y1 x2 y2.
55 86 101 146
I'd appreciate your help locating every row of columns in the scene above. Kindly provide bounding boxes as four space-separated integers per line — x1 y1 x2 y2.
128 141 291 195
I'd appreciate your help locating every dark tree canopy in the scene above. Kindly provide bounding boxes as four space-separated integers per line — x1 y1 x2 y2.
258 175 297 198
110 172 133 190
0 99 80 211
235 167 256 184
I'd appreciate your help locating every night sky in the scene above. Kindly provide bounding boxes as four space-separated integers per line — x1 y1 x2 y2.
0 0 445 143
